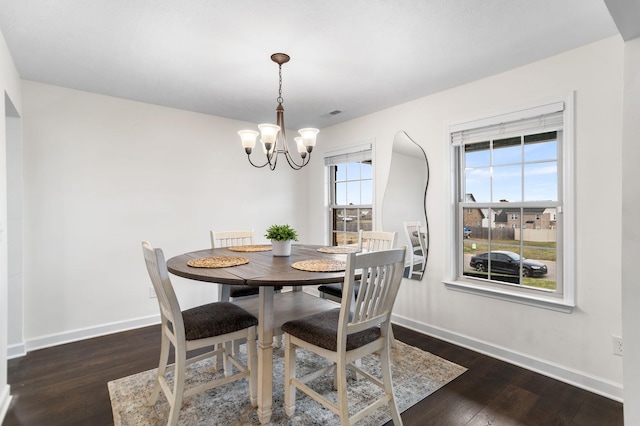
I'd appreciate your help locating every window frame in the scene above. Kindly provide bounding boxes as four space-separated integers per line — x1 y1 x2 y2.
445 94 575 313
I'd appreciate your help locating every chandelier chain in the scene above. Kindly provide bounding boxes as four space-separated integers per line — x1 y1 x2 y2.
277 64 284 104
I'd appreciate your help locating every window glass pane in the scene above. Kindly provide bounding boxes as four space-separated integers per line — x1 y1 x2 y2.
361 208 372 231
524 162 557 202
361 179 373 204
346 162 360 180
493 165 522 202
465 167 491 203
334 208 346 231
493 137 522 165
346 181 361 204
524 138 557 162
336 182 347 205
344 208 359 232
335 164 346 181
361 161 372 179
465 141 490 167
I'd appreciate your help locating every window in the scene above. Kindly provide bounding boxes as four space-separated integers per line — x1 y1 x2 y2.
325 146 373 246
448 96 575 312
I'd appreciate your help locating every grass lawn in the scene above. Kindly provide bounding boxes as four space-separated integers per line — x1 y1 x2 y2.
463 270 557 291
463 239 557 261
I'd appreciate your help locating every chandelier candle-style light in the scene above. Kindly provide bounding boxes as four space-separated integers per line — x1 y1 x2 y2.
238 53 319 170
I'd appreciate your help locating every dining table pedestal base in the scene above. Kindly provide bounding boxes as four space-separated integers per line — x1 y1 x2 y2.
234 288 340 424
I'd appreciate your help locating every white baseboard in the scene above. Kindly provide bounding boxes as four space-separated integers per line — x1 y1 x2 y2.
7 343 26 360
17 314 160 356
0 384 12 424
391 313 624 403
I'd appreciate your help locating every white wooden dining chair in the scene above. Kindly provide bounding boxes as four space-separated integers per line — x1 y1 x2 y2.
359 230 398 252
403 221 428 278
211 229 286 299
211 229 284 353
210 230 260 300
318 230 397 302
142 241 258 426
282 247 406 425
318 230 398 348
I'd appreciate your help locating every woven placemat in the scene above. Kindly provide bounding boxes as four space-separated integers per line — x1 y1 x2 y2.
187 256 249 268
227 245 272 252
291 259 347 272
317 246 359 254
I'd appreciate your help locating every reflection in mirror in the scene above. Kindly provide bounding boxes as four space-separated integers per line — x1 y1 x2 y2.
382 131 429 280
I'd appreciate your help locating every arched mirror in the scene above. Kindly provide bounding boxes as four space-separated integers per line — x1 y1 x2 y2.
382 131 429 280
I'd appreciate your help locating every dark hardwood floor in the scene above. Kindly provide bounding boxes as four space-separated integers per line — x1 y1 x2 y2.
4 324 623 425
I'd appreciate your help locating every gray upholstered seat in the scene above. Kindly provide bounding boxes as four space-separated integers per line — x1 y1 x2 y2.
182 302 258 341
227 283 283 298
282 308 380 352
316 282 360 301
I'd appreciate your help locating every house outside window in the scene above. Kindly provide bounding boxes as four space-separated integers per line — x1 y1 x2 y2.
325 145 373 246
447 95 575 312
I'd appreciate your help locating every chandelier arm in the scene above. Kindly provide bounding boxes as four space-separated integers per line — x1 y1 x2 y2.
246 154 270 169
286 151 311 170
246 152 277 169
282 149 310 170
268 149 278 170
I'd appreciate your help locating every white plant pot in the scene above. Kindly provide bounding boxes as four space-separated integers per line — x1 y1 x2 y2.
271 239 292 256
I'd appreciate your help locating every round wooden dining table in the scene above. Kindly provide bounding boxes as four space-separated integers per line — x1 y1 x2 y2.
166 244 350 425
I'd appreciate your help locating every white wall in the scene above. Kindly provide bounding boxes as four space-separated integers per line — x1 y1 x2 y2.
19 81 309 349
307 36 625 400
6 29 630 416
6 111 22 358
621 36 640 425
0 26 22 423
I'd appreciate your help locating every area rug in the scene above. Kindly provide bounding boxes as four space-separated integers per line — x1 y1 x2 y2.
108 341 466 425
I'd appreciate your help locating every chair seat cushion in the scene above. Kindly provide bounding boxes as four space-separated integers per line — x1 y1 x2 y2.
229 284 283 298
282 308 380 352
316 283 360 299
182 302 258 341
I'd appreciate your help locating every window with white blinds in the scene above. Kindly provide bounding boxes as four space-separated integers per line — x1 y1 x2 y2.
325 144 373 247
446 96 575 312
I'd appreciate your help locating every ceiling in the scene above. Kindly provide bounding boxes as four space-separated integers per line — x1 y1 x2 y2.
0 1 622 130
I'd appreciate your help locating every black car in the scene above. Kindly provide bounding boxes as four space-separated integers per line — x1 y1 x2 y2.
469 250 548 277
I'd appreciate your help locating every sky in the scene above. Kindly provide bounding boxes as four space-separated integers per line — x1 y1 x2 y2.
464 138 558 203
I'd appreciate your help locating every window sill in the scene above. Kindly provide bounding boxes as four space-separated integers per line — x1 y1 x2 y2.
443 280 575 313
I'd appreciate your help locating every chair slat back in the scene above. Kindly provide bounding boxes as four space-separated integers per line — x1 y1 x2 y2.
210 230 254 248
403 221 423 253
339 248 406 339
142 241 184 335
358 230 397 252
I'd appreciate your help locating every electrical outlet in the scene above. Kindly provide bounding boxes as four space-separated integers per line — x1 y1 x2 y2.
149 286 157 298
612 336 623 356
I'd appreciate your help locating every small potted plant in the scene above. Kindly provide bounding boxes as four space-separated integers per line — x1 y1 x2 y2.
265 224 298 256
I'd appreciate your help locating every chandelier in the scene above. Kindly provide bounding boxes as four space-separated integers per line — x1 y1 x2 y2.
238 53 319 170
